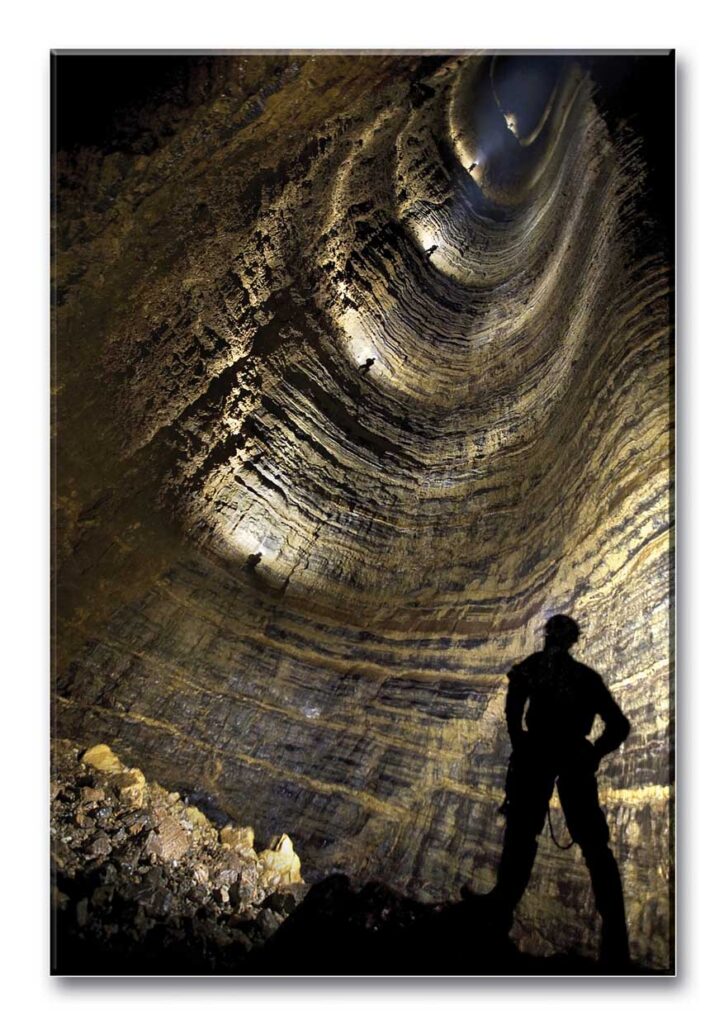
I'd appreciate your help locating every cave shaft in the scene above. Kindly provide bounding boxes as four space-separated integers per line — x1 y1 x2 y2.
53 53 674 968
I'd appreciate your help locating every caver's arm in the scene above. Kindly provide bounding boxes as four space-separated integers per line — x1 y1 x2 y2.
505 662 530 749
592 677 631 761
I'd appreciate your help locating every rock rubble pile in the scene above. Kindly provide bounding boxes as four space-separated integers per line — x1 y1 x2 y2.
51 740 304 974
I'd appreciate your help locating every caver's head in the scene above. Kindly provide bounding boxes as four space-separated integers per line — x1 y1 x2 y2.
544 614 580 650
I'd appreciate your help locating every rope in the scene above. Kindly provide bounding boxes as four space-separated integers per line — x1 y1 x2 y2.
547 804 575 850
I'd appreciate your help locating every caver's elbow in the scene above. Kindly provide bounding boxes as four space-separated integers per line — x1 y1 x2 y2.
619 712 631 744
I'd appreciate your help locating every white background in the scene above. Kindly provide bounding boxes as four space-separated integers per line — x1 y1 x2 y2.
1 0 721 1019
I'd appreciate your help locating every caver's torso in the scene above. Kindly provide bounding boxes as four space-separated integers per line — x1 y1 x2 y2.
515 650 605 754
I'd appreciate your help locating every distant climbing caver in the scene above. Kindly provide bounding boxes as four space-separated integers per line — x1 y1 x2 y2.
489 614 631 968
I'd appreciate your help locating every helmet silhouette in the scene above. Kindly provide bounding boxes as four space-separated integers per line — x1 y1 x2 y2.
544 614 580 648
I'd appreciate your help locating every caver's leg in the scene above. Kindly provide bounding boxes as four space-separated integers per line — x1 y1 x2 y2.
557 768 630 969
490 752 555 926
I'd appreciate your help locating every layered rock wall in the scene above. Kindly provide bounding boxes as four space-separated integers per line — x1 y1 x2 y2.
53 54 673 968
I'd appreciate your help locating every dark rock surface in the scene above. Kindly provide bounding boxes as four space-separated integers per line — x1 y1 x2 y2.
51 740 665 975
52 54 674 970
252 875 666 976
51 740 304 975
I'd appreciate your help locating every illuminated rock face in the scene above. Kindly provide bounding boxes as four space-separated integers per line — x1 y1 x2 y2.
53 55 673 969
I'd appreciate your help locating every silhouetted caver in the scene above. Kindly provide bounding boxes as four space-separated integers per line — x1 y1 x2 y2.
491 614 631 967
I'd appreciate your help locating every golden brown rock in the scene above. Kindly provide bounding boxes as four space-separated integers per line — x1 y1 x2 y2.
109 768 146 809
185 805 212 829
53 54 673 969
81 744 122 774
146 816 191 863
79 786 105 804
219 825 255 851
50 738 303 972
258 834 303 886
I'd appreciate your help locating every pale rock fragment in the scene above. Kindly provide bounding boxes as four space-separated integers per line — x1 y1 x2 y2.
219 824 255 851
110 768 146 809
81 744 122 773
146 815 191 862
258 834 303 886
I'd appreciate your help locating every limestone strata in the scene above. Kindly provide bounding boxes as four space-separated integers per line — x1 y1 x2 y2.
53 55 673 969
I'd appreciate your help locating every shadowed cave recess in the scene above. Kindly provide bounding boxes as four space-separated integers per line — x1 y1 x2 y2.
53 52 674 970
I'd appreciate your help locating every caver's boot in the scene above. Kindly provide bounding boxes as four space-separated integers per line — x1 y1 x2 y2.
483 833 539 936
584 844 631 971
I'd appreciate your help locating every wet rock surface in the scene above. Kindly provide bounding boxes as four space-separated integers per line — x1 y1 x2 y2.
51 741 304 974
